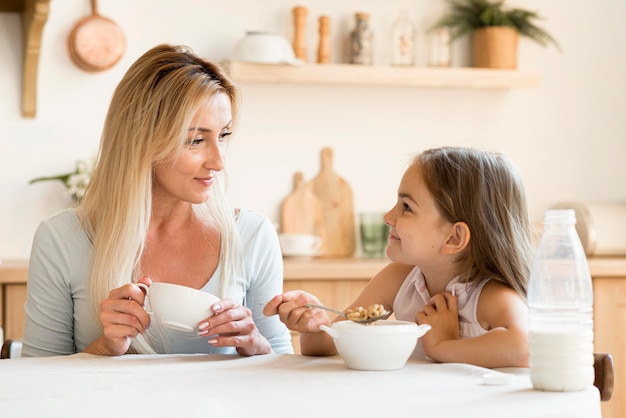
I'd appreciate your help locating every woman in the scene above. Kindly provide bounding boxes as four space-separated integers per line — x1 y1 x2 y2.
23 44 292 357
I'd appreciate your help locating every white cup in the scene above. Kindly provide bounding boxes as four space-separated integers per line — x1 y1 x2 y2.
137 282 220 332
278 233 322 257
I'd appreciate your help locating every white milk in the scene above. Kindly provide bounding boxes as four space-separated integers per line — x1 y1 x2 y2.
529 327 595 391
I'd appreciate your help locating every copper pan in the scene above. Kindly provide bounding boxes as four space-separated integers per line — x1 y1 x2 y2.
67 0 125 72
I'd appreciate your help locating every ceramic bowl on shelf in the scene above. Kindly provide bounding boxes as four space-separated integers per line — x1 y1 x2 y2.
231 31 302 65
278 233 322 258
320 320 431 371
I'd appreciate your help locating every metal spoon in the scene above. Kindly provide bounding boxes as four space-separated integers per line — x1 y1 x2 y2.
304 303 392 324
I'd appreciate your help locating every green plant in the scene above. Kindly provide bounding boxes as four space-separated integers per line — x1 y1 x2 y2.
433 0 560 50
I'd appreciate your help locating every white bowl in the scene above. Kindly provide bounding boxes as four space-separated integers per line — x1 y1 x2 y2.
278 233 322 257
320 320 431 371
231 31 302 65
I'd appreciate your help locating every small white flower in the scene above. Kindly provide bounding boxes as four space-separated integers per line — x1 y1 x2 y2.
30 157 95 204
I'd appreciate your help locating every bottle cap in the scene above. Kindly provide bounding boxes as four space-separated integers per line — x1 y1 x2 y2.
544 209 576 225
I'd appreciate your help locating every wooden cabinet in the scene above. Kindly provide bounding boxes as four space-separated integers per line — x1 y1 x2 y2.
595 277 625 418
589 259 626 418
0 260 28 340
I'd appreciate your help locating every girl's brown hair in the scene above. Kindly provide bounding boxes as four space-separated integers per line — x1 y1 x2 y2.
415 147 535 298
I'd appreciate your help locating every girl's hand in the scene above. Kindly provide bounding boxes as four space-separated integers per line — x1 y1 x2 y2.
262 290 332 333
198 299 271 356
416 292 459 359
94 276 152 356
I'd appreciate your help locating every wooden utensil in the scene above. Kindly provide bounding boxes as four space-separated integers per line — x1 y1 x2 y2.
308 147 355 257
67 0 125 72
292 6 307 61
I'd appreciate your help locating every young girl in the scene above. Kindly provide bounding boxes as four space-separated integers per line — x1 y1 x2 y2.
264 146 535 368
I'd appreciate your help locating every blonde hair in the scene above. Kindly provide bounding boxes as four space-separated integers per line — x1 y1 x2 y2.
79 44 242 353
415 147 535 298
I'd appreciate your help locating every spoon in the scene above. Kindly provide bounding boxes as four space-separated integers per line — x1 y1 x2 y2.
304 303 392 324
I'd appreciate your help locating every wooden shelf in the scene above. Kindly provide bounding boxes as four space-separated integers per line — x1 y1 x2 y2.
226 61 541 89
0 0 50 118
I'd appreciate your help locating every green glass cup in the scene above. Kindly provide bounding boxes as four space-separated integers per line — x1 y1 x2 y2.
359 212 390 258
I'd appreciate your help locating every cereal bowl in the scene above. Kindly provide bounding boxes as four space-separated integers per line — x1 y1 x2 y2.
320 320 431 371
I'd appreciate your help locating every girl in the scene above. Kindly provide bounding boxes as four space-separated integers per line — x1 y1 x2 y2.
265 147 534 368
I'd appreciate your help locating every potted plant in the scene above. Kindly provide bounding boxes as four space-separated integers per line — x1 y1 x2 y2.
432 0 560 69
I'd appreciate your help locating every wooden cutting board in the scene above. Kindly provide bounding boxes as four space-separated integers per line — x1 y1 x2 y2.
280 148 355 257
281 171 324 236
308 147 355 257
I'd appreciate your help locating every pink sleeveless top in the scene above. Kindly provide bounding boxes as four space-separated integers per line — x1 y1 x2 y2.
393 266 490 360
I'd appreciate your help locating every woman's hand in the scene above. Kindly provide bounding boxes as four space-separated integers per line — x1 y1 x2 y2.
416 292 460 360
262 290 332 334
197 299 271 356
87 276 152 356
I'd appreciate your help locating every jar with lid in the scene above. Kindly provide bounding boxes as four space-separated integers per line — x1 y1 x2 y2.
349 12 373 65
527 209 595 392
391 11 415 66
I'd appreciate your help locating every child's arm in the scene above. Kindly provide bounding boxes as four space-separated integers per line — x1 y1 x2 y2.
417 281 529 368
264 262 413 356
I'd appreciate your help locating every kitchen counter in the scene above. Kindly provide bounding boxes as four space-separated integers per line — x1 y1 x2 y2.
3 257 626 284
282 256 626 279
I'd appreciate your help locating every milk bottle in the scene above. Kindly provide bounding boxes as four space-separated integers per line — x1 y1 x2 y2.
527 209 594 391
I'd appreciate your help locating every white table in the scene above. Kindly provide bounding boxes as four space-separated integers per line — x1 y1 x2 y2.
0 353 601 418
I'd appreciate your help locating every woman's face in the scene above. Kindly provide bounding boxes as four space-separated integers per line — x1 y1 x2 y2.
153 92 232 205
383 163 452 266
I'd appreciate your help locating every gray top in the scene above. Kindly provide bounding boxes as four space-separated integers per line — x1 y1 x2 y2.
22 208 293 357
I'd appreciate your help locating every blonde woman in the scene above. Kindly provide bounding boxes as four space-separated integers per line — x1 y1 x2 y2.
266 147 534 368
23 44 292 357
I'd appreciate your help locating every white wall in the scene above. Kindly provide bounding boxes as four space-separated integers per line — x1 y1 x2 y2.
1 0 625 259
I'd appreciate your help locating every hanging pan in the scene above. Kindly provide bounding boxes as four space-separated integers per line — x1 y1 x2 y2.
68 0 125 72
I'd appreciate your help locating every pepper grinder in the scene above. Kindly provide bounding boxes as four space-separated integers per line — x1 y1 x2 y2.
292 6 308 62
317 15 331 64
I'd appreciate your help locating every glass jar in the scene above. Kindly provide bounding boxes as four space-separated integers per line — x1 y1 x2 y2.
349 12 373 65
391 12 415 66
428 27 451 67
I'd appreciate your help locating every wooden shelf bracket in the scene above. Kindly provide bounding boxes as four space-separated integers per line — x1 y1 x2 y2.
21 0 50 117
1 0 50 117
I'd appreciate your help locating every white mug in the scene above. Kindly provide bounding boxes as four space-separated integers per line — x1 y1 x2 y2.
278 233 322 257
137 282 220 332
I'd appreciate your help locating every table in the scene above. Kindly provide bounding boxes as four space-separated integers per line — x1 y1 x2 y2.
0 354 601 418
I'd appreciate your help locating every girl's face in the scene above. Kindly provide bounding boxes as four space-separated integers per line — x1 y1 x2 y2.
383 163 452 266
153 92 232 205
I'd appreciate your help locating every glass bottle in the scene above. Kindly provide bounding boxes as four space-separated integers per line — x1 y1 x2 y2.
527 209 595 392
428 27 451 67
349 12 373 65
391 12 415 66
